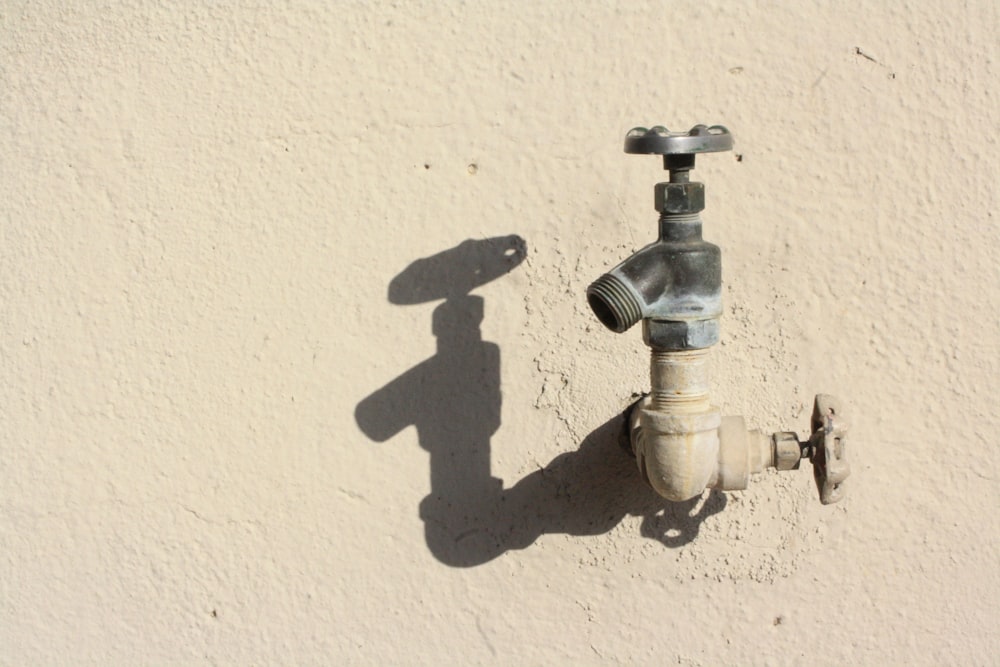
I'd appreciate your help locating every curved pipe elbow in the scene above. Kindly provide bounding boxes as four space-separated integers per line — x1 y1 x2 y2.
638 429 719 501
630 396 721 501
629 397 777 501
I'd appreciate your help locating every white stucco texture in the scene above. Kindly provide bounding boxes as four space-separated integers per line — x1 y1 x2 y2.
2 1 998 664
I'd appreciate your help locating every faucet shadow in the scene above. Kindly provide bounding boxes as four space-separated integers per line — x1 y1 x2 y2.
354 236 726 567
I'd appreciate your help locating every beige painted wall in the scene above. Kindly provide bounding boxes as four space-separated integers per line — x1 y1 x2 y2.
2 1 998 664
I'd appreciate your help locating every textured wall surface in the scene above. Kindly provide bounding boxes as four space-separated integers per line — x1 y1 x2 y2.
2 1 998 664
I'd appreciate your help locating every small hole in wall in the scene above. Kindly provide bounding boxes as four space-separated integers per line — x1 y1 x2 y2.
467 163 478 175
424 163 430 169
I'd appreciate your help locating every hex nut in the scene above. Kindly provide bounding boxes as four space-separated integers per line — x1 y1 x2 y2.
654 182 705 214
642 318 719 350
772 432 801 471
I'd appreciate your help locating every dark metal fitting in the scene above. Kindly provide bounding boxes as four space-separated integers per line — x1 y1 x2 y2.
586 124 728 344
586 237 722 337
655 182 705 214
642 318 719 350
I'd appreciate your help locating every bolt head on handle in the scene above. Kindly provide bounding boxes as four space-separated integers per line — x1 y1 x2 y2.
624 124 733 155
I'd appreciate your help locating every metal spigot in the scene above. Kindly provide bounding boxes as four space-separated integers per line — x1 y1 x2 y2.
588 124 851 506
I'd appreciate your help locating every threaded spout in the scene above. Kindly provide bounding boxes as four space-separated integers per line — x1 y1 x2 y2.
587 273 642 333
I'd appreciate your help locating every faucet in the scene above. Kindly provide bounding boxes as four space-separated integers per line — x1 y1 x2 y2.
587 125 849 505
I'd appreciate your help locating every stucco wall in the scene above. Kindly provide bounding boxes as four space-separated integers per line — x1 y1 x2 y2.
2 1 998 664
